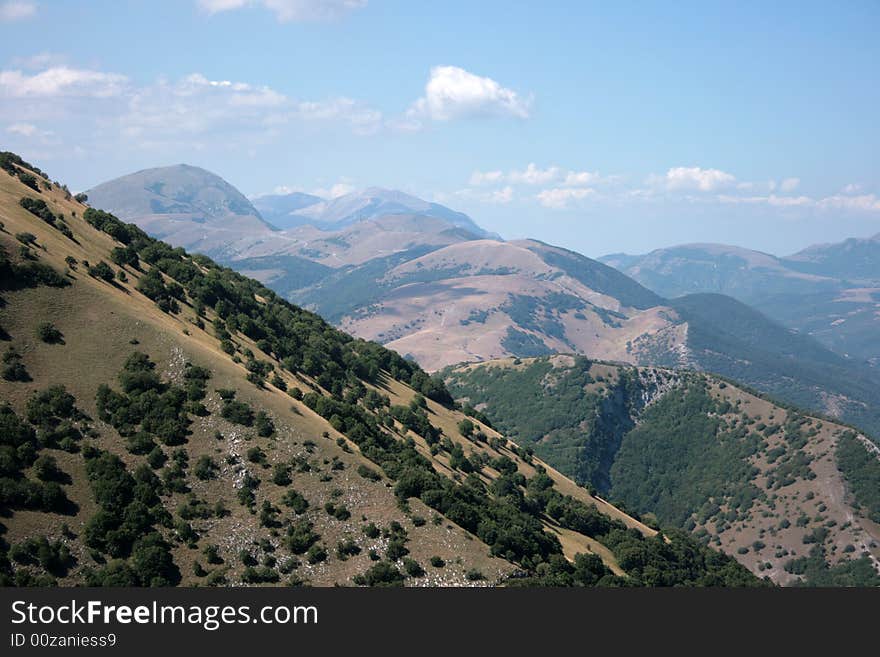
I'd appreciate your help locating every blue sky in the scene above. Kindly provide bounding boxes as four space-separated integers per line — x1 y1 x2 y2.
1 0 878 256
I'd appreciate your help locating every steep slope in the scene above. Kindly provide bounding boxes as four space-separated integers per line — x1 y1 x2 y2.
665 294 880 437
444 356 880 586
85 164 275 257
600 240 880 366
0 155 758 587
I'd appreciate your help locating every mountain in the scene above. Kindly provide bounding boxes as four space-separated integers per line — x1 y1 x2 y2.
297 238 675 371
1 153 763 587
600 243 841 300
600 239 880 366
444 355 880 585
285 187 493 236
251 192 323 230
86 164 275 257
785 233 880 282
85 166 880 439
285 234 880 440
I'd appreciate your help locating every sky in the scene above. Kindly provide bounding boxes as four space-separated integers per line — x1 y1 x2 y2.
1 0 878 257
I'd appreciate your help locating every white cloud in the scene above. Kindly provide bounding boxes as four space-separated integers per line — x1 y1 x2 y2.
536 187 594 209
717 192 880 212
717 194 809 207
117 72 383 143
508 163 560 185
292 97 382 135
841 183 861 194
312 181 355 198
5 121 55 145
197 0 367 22
563 170 608 187
467 164 617 200
0 66 128 98
407 66 532 125
6 122 38 137
489 186 514 204
779 177 800 192
271 179 355 198
450 185 515 205
0 63 386 162
469 169 504 186
817 194 880 212
10 52 68 70
662 166 736 192
0 1 36 22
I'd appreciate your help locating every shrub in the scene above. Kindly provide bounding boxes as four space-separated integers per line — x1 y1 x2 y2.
19 197 55 223
15 232 37 246
255 411 275 437
284 520 319 554
282 489 309 514
18 172 40 191
194 455 218 480
246 446 266 465
33 454 64 482
203 544 223 565
272 463 291 486
386 538 409 561
2 347 30 382
37 322 63 344
353 561 404 587
221 399 254 426
357 464 381 482
88 261 115 283
402 557 425 577
242 566 279 584
336 538 361 560
305 544 327 564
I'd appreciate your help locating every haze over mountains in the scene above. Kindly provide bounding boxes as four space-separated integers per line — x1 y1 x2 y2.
86 165 880 439
86 165 275 256
601 236 880 367
3 152 774 588
254 186 492 236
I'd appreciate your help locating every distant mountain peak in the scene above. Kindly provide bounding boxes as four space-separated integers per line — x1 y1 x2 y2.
86 164 274 256
255 185 494 237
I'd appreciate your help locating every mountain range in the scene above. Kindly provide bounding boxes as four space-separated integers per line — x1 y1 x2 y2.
83 165 880 440
6 153 749 588
4 151 880 586
601 237 880 367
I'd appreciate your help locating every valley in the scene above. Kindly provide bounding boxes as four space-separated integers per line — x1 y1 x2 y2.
0 153 761 587
85 166 880 440
443 355 880 585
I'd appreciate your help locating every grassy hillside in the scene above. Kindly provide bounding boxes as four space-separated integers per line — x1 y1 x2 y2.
0 154 759 587
444 356 880 585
